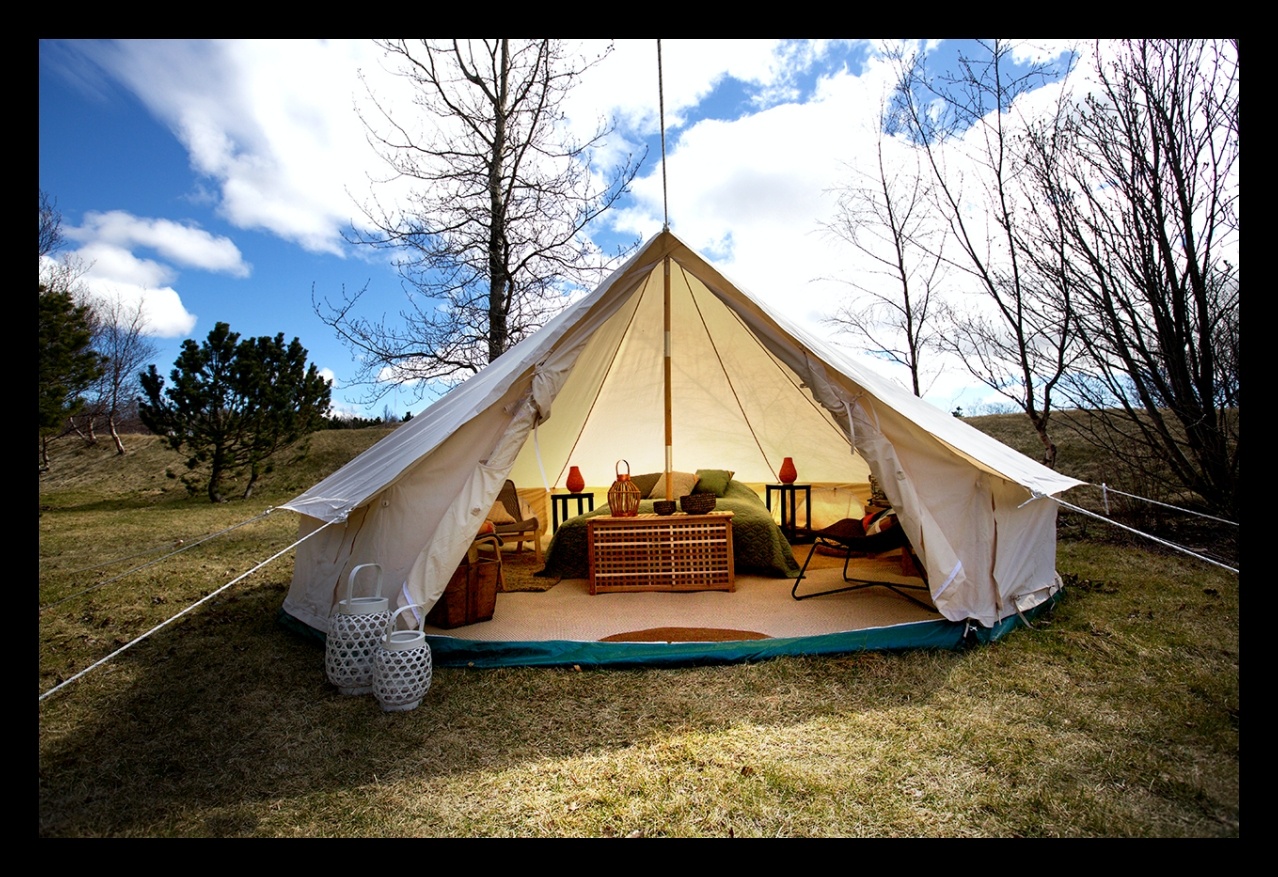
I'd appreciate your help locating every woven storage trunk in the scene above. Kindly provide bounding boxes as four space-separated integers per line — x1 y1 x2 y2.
426 552 500 629
587 512 735 594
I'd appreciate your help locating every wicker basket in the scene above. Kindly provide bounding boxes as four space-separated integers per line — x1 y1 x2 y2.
653 500 677 516
679 493 716 514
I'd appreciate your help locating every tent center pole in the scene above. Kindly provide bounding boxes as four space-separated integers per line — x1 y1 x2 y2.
664 254 673 500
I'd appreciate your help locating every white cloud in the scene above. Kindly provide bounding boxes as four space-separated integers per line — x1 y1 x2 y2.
68 39 387 254
86 284 197 338
69 211 249 277
41 252 197 338
1008 39 1079 66
599 44 904 336
325 400 365 421
67 241 176 289
58 39 874 271
577 40 855 132
53 208 255 338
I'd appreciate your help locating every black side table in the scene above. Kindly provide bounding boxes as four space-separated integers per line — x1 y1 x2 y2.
552 492 595 531
766 483 812 543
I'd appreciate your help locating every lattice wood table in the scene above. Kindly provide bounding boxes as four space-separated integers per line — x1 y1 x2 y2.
587 512 735 594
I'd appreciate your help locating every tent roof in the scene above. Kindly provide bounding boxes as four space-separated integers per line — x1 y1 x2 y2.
283 230 1080 523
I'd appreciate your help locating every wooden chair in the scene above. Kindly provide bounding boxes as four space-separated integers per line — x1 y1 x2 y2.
492 479 542 563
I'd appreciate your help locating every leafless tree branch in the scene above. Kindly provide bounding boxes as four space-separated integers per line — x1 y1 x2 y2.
319 40 644 402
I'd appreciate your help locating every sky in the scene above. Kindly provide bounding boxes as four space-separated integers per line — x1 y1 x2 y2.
39 39 1081 420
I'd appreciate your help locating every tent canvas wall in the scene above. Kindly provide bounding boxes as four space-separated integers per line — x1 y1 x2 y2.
281 230 1082 653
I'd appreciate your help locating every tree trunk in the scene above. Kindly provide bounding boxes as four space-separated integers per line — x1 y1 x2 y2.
1037 428 1058 470
108 414 126 455
486 40 511 364
69 415 99 445
242 462 261 500
208 449 227 503
1028 407 1058 469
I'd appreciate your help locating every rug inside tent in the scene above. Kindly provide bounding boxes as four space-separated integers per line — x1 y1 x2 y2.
407 545 1055 667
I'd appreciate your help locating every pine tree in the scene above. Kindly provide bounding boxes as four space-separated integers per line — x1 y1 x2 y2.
39 284 103 468
139 322 332 501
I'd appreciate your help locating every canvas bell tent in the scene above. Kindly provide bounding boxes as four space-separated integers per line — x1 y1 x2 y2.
280 229 1082 662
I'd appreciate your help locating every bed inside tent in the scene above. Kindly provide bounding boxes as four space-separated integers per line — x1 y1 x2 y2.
280 230 1082 667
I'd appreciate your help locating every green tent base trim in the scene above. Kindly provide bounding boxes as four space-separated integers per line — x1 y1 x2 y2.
281 592 1058 669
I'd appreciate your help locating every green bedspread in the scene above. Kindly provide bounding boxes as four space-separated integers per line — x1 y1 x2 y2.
538 480 801 580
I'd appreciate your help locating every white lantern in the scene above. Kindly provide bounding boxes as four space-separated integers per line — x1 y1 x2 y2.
373 605 433 712
324 563 390 695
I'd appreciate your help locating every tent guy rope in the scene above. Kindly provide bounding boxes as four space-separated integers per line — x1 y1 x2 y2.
38 513 342 702
40 509 277 612
1097 483 1238 526
1049 494 1238 574
657 39 668 231
42 541 169 575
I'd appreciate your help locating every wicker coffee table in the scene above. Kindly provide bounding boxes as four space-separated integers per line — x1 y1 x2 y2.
586 512 735 594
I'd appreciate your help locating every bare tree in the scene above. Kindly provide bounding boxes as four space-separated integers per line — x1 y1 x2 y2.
317 39 642 399
39 190 91 296
71 294 158 455
826 121 945 397
1023 40 1239 516
39 190 103 470
39 189 62 259
890 40 1079 467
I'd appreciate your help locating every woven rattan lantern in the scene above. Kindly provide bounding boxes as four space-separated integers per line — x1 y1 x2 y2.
325 563 390 696
373 605 433 712
607 459 642 517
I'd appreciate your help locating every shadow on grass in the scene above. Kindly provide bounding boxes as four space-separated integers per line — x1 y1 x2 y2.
38 579 965 837
38 541 1239 837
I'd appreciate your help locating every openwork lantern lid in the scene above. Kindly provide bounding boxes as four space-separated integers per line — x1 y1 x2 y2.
607 459 642 517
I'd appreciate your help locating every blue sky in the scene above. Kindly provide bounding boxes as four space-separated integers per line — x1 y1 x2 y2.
39 39 1079 419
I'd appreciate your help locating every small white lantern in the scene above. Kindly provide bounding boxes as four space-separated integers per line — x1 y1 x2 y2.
324 563 390 695
373 605 433 712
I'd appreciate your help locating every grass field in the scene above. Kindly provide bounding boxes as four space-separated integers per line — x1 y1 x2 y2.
37 420 1239 836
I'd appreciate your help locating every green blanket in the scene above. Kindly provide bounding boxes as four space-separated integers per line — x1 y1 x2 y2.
539 480 801 579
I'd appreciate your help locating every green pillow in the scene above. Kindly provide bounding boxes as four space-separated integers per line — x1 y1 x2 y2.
693 469 735 497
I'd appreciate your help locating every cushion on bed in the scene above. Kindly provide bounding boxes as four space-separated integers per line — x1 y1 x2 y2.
629 472 662 498
646 471 699 499
693 469 735 497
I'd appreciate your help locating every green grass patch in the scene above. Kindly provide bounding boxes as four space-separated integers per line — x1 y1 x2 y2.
38 424 1238 836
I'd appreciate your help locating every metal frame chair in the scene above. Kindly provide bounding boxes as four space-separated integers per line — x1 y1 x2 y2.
790 516 935 611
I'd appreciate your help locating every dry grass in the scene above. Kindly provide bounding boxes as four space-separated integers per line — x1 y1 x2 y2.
37 424 1238 836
